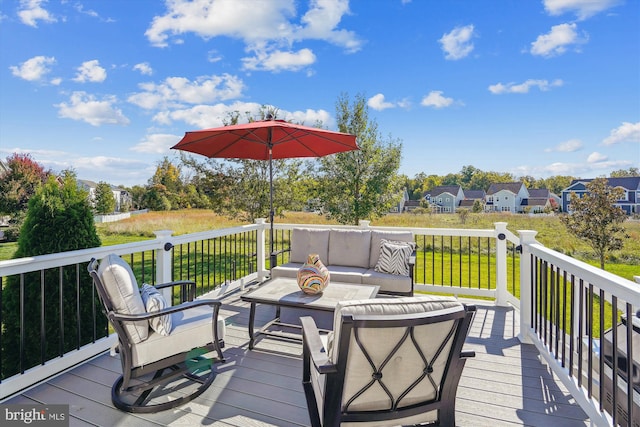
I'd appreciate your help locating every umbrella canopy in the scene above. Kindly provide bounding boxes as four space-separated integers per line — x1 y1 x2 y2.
171 119 358 160
171 118 358 268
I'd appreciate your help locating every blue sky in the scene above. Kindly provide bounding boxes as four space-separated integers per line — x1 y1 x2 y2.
1 0 639 188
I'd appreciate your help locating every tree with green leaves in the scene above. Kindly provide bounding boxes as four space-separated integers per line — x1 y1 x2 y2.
316 93 402 225
560 177 629 270
610 167 639 177
94 181 116 214
180 108 310 222
1 170 106 379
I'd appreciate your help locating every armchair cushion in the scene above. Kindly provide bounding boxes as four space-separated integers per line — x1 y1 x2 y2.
140 284 172 336
97 254 148 343
131 305 226 368
374 239 416 276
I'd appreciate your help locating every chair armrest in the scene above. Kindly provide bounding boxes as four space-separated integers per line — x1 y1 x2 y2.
154 280 197 302
271 248 290 257
301 316 337 374
110 299 221 322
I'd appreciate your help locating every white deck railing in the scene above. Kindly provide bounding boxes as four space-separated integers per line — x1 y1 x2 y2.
0 220 637 426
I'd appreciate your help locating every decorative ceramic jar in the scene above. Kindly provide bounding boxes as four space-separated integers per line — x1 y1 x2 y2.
297 254 330 295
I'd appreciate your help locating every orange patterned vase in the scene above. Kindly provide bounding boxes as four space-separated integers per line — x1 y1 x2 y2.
297 254 330 295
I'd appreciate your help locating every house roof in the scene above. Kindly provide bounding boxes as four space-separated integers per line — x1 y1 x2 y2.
522 198 549 207
459 199 477 207
463 190 485 199
486 182 525 195
527 188 551 198
565 177 640 191
424 185 462 198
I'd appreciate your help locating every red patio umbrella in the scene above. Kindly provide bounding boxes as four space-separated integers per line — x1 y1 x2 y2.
171 117 358 266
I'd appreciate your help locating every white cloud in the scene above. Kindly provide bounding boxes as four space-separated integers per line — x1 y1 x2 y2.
543 0 622 20
603 121 640 145
10 55 56 81
56 91 130 126
73 60 107 83
515 158 633 177
587 151 608 163
145 0 362 71
488 79 563 94
438 24 475 60
242 48 316 72
18 0 57 27
530 23 588 57
368 94 396 111
153 101 333 129
128 74 244 110
133 62 153 75
545 139 583 152
421 91 455 109
131 133 182 154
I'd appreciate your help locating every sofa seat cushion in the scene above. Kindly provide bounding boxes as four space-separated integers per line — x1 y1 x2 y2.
326 265 366 284
370 230 414 268
363 269 412 294
98 254 148 344
290 228 330 264
131 305 226 367
270 262 303 279
328 229 371 268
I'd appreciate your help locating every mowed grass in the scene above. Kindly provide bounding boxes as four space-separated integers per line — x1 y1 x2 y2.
1 210 639 281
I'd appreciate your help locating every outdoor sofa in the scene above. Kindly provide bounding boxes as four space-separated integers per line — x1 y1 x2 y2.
271 227 416 296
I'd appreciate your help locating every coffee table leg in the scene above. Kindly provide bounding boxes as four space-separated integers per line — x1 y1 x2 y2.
248 302 256 350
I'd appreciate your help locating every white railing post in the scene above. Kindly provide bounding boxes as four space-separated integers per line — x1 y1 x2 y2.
255 218 268 281
154 229 174 303
517 230 538 344
494 222 509 307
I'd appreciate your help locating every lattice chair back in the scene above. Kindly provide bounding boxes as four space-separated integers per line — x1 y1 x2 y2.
302 296 475 427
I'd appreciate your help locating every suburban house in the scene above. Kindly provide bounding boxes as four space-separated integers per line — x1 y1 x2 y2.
423 185 465 213
561 177 640 215
459 189 486 211
403 200 422 212
522 188 560 213
485 182 529 213
77 179 131 213
390 188 410 213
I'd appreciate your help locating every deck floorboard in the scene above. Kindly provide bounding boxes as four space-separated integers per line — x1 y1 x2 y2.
4 287 590 426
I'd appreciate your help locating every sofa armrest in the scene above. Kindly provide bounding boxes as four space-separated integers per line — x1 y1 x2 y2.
408 250 416 290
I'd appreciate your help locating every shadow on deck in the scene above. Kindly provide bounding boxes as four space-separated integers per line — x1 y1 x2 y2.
5 287 589 426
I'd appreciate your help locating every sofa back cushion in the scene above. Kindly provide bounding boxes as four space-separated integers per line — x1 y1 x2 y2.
369 230 414 268
290 228 330 264
97 254 149 343
328 229 371 268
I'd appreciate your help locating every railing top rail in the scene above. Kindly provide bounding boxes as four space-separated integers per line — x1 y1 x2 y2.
271 223 498 238
169 223 261 245
527 242 640 305
0 239 162 277
0 223 263 277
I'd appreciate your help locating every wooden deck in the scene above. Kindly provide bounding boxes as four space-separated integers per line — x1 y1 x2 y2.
5 286 590 426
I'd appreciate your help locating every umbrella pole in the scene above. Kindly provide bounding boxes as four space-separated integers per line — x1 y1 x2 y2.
269 143 276 271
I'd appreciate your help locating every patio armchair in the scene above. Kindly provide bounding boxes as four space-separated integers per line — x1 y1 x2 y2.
301 296 475 426
88 254 226 413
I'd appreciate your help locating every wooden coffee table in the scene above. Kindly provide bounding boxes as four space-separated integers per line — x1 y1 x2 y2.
241 277 379 349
